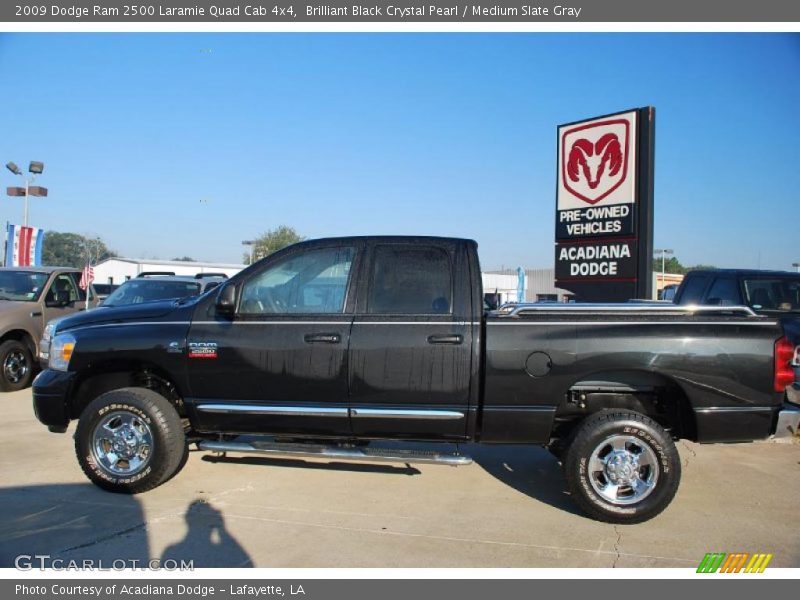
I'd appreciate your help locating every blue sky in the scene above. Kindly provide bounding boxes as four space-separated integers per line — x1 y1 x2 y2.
0 33 798 269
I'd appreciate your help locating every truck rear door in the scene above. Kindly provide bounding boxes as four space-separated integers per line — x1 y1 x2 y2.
347 240 474 440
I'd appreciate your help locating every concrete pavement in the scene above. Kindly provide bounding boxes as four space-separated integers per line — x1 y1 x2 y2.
1 388 798 568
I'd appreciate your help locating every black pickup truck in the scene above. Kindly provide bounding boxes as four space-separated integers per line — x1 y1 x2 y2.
32 236 800 523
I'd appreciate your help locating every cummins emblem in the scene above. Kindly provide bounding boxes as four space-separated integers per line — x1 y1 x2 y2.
561 118 630 205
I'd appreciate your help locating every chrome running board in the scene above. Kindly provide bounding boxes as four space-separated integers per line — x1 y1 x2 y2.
197 439 472 466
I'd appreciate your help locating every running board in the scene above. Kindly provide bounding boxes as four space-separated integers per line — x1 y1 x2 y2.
197 440 473 466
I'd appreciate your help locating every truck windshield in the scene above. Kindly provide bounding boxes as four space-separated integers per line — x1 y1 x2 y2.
103 280 201 306
0 271 49 302
742 277 800 313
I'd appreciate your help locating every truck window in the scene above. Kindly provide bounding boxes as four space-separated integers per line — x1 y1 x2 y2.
742 278 800 312
239 246 354 315
368 245 452 314
678 274 709 304
705 277 739 306
47 274 81 303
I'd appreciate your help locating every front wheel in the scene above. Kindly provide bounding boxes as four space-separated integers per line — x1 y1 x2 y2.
75 387 187 493
0 339 34 392
564 410 681 524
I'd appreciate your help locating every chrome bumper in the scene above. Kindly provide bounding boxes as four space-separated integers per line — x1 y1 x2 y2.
773 402 800 438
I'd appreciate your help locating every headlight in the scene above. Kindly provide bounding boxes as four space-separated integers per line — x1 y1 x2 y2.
49 333 76 371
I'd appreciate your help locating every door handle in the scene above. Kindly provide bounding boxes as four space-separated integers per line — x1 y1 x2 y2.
304 333 341 344
427 334 463 345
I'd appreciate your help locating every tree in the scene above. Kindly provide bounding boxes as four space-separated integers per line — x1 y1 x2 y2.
42 231 116 268
652 256 686 275
172 256 196 262
244 225 303 264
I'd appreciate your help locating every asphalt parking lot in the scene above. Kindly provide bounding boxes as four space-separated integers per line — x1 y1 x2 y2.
1 388 798 569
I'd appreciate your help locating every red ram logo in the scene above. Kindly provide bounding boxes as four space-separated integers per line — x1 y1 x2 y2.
560 118 631 205
567 133 623 190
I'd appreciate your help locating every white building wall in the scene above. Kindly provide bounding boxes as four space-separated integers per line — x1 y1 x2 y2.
94 258 246 285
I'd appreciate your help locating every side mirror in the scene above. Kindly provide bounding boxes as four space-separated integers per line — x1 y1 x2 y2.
215 284 236 318
45 290 71 308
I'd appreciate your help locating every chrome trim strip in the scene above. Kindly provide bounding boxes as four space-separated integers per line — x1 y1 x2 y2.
694 406 774 413
349 408 465 420
487 321 777 326
197 404 348 417
497 303 758 317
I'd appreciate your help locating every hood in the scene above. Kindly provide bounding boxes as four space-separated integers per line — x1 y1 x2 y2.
54 299 184 333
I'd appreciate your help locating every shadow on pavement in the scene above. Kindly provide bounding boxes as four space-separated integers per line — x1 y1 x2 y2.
202 453 421 476
0 483 252 569
162 499 252 568
0 483 150 567
469 443 586 518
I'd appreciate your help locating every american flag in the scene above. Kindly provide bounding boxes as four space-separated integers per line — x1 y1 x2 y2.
79 264 94 290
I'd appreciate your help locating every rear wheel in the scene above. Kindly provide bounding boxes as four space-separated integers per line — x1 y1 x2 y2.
563 409 681 524
75 387 186 493
0 339 34 392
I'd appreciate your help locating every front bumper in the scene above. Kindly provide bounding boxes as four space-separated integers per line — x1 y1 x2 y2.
32 369 76 433
773 401 800 438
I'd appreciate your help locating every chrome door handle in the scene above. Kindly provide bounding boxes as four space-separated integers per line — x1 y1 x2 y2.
304 333 341 344
427 334 463 345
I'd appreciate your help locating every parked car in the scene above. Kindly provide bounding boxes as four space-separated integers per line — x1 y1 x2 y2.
91 283 119 302
32 237 799 524
100 275 226 307
673 269 800 314
0 266 96 391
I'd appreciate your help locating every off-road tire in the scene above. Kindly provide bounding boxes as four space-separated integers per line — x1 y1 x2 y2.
0 339 35 392
75 387 187 493
563 409 681 524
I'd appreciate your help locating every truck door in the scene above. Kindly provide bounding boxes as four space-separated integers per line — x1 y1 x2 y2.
348 241 473 440
186 242 361 436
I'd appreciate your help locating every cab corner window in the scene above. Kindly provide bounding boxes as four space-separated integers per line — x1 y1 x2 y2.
368 245 453 315
239 246 354 315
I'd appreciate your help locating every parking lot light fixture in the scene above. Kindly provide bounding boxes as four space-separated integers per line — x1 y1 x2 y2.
242 240 256 265
5 159 46 226
654 248 674 298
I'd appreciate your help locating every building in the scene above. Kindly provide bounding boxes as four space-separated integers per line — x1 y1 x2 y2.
93 258 246 285
483 268 574 302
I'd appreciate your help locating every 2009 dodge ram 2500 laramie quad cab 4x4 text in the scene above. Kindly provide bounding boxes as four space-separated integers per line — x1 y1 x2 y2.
32 236 800 523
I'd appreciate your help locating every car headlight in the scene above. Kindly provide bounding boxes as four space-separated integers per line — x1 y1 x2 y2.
49 333 76 371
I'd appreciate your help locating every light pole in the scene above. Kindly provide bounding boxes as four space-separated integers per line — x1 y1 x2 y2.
654 248 674 298
242 240 256 265
6 161 46 227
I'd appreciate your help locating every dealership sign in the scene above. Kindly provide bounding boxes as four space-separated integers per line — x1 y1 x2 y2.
555 108 655 301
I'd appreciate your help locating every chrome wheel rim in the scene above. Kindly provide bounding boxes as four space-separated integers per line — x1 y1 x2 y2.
91 411 154 476
588 435 659 505
3 349 29 384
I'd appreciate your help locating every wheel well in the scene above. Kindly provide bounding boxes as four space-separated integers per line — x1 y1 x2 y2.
1 329 37 355
69 361 185 420
551 370 697 443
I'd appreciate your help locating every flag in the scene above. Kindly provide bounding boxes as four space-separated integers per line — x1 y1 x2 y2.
5 224 44 267
516 266 527 303
79 264 94 290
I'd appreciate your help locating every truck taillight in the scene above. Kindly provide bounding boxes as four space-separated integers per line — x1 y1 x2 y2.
774 336 796 393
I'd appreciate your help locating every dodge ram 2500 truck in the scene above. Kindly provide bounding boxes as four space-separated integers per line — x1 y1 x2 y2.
32 236 800 523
